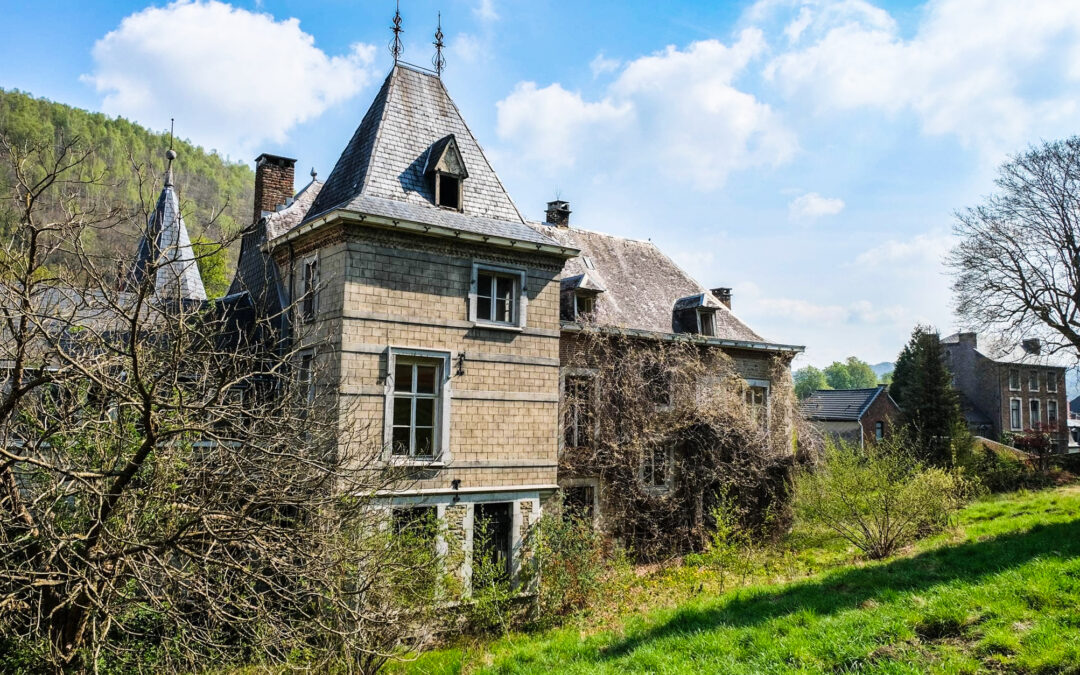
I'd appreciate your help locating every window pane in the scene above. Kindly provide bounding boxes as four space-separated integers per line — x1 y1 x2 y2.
391 427 410 455
495 298 509 322
393 396 412 426
395 363 413 392
414 427 434 457
477 274 493 298
496 276 513 301
415 365 437 394
477 296 491 321
415 397 435 426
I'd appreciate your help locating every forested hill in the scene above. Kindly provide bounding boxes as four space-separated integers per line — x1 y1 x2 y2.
0 88 254 295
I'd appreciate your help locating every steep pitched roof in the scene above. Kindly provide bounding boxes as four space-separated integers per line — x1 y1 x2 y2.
531 223 773 344
125 157 206 302
301 64 557 248
800 387 889 421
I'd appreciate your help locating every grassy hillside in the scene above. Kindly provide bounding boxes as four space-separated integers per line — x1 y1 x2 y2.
399 485 1080 674
0 88 254 294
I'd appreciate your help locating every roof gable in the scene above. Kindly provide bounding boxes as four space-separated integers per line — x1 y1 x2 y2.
800 387 889 421
425 134 468 178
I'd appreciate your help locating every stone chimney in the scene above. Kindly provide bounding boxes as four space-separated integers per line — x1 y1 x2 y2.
957 332 977 348
711 287 732 309
1022 338 1042 355
545 200 571 228
253 153 297 224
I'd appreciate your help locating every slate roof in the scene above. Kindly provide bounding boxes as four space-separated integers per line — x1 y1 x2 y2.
125 161 206 302
530 223 775 344
265 177 323 240
800 387 889 421
299 64 558 249
942 333 1074 368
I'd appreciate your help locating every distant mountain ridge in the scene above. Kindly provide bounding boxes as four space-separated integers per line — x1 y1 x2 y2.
871 362 894 378
0 88 254 291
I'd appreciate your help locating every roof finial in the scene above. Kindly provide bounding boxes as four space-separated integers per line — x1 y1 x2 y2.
164 118 177 187
390 0 404 62
310 166 318 180
432 12 446 76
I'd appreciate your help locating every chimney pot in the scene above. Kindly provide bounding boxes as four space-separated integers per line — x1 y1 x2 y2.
711 287 732 309
253 153 297 225
546 200 571 228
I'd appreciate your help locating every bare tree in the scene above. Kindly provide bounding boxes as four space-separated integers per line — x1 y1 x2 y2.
0 134 438 673
949 137 1080 360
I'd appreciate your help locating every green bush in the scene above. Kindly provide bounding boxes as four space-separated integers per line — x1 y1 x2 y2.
527 511 620 625
794 437 973 559
685 489 757 591
960 443 1045 493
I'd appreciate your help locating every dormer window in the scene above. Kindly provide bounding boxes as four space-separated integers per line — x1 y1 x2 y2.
425 134 468 213
436 174 460 210
698 309 717 337
574 293 596 319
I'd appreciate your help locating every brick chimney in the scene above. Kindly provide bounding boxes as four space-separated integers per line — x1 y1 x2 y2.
711 287 732 309
253 153 297 224
545 200 571 228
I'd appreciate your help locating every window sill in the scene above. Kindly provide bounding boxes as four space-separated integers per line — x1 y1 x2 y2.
386 457 446 468
472 321 524 333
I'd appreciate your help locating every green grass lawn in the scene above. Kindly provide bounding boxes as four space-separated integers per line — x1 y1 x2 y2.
395 485 1080 674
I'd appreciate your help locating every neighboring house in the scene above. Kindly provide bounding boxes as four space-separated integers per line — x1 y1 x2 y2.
941 332 1071 452
213 62 802 582
1069 418 1080 451
799 386 900 447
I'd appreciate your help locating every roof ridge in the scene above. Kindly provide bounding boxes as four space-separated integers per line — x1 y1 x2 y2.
356 66 400 202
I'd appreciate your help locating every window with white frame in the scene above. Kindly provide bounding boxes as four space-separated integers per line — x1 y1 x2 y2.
697 309 717 337
298 352 315 405
470 263 526 328
390 357 444 459
875 421 885 441
300 256 318 323
641 445 672 490
1048 400 1059 426
1029 370 1040 391
1047 371 1058 393
1029 399 1041 429
574 293 596 319
1010 399 1022 430
1008 369 1020 391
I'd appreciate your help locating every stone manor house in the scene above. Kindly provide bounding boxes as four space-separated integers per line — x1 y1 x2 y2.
158 63 804 584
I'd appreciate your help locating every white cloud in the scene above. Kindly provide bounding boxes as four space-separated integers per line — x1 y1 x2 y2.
495 29 796 189
590 52 621 78
83 0 376 158
473 0 498 23
788 191 844 222
761 0 1080 154
738 282 906 326
854 232 954 268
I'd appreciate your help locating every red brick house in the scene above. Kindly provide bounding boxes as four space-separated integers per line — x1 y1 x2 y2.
800 386 900 447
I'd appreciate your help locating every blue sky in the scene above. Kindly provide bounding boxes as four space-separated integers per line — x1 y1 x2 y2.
4 0 1080 382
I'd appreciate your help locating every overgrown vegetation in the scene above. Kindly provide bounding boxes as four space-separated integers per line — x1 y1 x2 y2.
560 327 811 560
394 484 1080 674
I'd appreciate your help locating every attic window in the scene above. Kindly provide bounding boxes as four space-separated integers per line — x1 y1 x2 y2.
574 293 596 319
436 174 461 211
697 309 717 337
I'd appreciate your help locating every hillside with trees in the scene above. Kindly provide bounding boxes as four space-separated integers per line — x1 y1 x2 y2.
0 88 254 296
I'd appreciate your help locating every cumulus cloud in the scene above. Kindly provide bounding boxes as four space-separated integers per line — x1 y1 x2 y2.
83 0 376 158
788 191 844 222
760 0 1080 153
495 29 796 189
473 0 498 23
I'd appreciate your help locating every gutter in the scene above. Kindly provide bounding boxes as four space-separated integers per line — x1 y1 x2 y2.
265 208 580 260
560 321 805 354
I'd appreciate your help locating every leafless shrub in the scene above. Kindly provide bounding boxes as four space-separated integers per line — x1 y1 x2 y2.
0 133 438 673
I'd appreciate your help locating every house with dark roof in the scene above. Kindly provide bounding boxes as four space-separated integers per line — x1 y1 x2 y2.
223 59 804 581
941 333 1071 452
800 386 900 447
